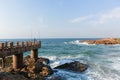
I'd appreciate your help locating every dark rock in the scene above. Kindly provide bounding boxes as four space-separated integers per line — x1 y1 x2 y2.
37 57 50 64
0 72 28 80
54 61 87 72
24 55 30 60
40 65 53 77
48 75 62 80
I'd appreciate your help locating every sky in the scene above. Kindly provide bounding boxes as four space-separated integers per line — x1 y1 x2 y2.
0 0 120 38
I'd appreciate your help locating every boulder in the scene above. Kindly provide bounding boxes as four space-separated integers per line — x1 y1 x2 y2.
26 61 43 73
37 57 50 64
54 61 87 72
40 65 53 77
24 57 53 77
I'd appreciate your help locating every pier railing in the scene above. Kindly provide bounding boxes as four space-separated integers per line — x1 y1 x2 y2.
0 40 41 69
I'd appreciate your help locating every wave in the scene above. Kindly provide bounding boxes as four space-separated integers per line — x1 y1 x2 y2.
86 62 120 80
64 40 96 46
64 40 120 46
49 70 88 80
39 54 88 61
50 59 73 68
39 54 120 80
39 55 88 68
38 55 58 60
50 57 120 80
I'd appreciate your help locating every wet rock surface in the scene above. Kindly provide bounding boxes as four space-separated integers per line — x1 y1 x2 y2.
54 61 87 72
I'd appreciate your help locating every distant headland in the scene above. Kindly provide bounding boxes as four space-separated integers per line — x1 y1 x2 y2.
81 38 120 45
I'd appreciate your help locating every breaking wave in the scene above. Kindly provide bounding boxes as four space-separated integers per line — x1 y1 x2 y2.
64 40 96 46
39 38 120 80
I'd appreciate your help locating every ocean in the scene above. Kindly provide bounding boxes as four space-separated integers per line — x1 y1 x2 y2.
1 38 120 80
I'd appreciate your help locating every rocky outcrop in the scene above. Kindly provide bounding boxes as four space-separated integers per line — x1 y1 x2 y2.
0 56 88 80
0 72 28 80
0 56 53 80
82 38 120 45
22 56 53 79
54 61 87 72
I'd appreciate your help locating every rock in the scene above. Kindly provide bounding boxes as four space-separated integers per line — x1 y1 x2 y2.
0 56 54 80
0 67 14 73
0 72 28 80
24 57 53 77
82 38 120 45
40 65 53 77
34 76 45 80
24 58 35 66
26 59 43 73
28 72 37 78
37 57 50 64
54 61 87 72
48 76 62 80
24 55 30 60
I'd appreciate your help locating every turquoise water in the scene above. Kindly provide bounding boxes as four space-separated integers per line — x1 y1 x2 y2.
1 38 120 80
39 38 120 80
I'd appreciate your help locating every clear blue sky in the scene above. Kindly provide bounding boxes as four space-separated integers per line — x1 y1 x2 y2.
0 0 120 38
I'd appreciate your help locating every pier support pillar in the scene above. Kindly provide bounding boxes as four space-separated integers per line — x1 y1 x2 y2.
31 49 38 59
13 53 23 69
2 57 5 68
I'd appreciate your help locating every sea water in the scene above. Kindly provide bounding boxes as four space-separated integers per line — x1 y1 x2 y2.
1 38 120 80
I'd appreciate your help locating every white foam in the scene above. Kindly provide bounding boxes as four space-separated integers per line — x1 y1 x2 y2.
39 55 57 60
64 40 96 46
85 54 120 80
39 54 85 61
50 61 60 68
53 70 87 80
50 59 74 68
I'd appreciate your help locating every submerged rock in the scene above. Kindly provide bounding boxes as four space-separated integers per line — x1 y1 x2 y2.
54 61 87 72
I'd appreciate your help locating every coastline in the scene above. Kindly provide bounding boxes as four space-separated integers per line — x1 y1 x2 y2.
81 38 120 45
0 55 87 80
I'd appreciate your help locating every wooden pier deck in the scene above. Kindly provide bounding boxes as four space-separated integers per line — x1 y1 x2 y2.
0 40 41 69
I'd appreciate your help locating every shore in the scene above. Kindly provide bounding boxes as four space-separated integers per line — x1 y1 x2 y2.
81 38 120 45
0 56 87 80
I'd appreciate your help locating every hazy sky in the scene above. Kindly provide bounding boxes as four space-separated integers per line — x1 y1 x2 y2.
0 0 120 38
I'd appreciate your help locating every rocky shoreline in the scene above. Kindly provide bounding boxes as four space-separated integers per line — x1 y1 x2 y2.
82 38 120 45
0 56 87 80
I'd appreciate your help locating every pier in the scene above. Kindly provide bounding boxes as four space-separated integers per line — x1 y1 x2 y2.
0 40 41 69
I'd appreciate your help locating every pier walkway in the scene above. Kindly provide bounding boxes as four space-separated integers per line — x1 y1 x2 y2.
0 40 41 69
